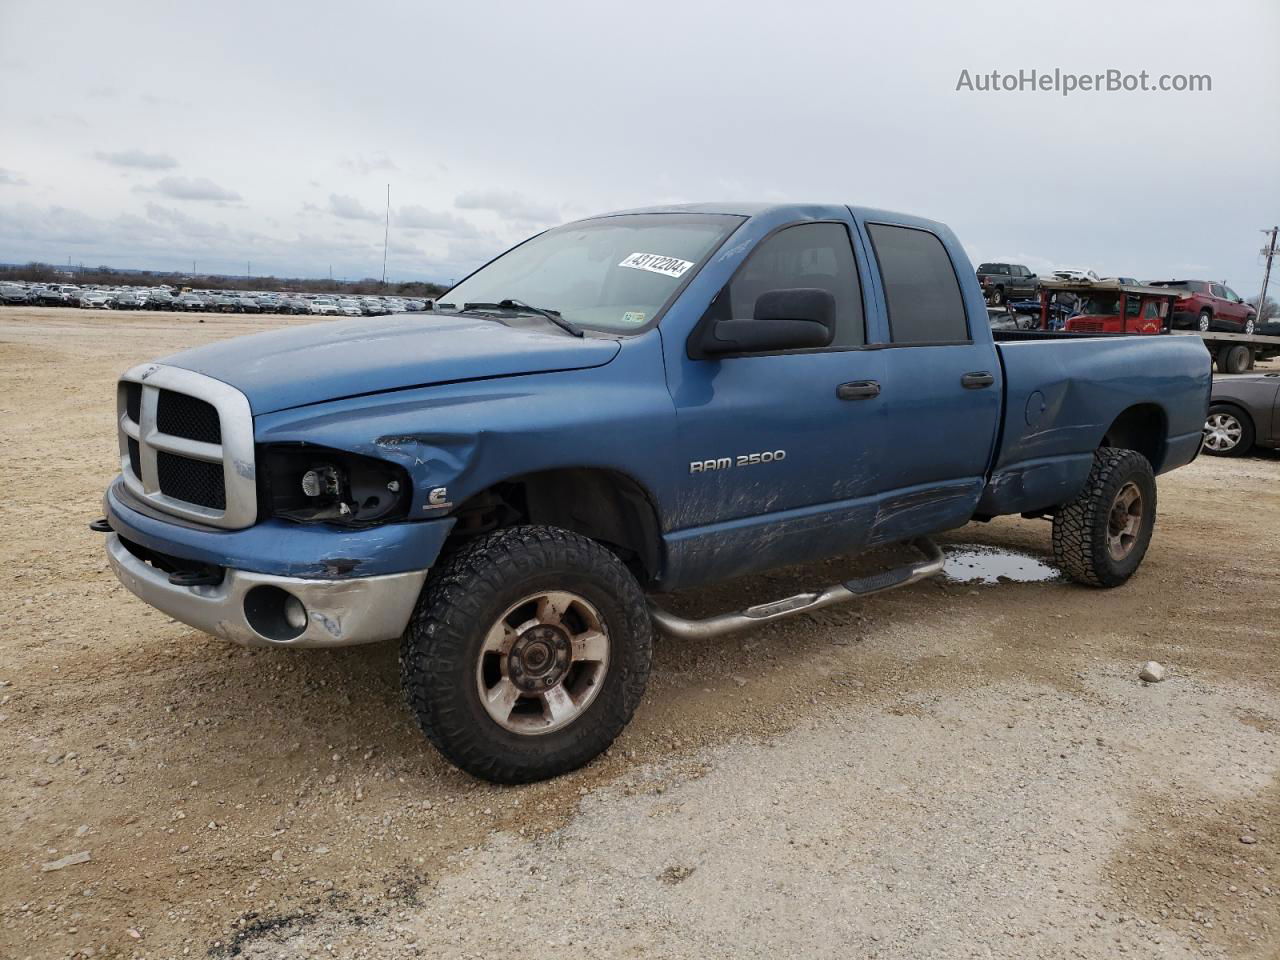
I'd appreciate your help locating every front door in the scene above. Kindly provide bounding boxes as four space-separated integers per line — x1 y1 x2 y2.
662 218 887 588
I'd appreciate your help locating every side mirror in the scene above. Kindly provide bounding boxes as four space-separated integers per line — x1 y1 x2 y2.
702 288 835 356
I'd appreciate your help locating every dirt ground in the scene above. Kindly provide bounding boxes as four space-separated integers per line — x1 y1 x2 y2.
1 306 1277 960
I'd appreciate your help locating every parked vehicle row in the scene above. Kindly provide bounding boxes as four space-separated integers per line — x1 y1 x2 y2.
0 281 429 316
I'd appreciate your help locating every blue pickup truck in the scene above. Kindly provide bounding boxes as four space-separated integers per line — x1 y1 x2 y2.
98 203 1210 783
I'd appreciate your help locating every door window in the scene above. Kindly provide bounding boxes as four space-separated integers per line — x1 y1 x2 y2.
867 224 970 344
1210 283 1227 299
728 222 865 347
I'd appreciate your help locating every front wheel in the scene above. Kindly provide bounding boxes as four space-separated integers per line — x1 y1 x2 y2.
1052 447 1157 588
1203 404 1254 457
400 525 653 784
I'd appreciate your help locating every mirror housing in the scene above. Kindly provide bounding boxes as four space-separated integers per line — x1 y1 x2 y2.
701 288 835 356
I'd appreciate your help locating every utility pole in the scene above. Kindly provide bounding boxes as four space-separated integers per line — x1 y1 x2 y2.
247 260 251 280
381 183 390 287
1259 226 1278 321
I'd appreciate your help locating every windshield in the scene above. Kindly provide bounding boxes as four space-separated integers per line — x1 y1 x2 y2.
436 213 741 333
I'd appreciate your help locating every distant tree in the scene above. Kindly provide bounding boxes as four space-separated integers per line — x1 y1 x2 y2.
1247 294 1278 321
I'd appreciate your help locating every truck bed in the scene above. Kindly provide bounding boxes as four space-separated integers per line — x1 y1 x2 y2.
976 334 1211 517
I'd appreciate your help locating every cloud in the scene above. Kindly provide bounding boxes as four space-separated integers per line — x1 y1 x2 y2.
341 152 397 175
328 193 380 221
141 176 242 202
96 149 179 170
395 205 480 236
455 189 559 224
0 168 29 187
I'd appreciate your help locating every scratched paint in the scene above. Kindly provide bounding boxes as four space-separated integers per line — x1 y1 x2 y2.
942 544 1061 585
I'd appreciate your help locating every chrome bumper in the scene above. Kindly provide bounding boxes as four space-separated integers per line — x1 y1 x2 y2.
106 533 428 648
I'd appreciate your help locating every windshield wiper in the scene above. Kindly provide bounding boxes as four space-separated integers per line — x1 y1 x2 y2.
462 299 583 338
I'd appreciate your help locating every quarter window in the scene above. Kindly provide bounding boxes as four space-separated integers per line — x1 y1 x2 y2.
728 222 865 347
867 224 970 344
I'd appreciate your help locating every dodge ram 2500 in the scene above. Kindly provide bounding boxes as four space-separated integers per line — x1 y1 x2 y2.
96 202 1211 783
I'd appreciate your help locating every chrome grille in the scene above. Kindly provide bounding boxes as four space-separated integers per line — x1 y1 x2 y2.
117 363 257 528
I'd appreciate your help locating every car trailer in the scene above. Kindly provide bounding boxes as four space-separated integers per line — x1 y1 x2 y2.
1013 279 1280 373
1169 329 1280 374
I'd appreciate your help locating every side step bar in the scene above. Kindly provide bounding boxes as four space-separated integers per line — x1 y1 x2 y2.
647 538 945 640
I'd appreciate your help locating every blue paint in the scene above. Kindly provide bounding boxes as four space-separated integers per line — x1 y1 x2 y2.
105 479 455 579
116 202 1211 592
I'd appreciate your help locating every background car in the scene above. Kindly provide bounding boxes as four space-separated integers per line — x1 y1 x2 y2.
1052 267 1101 282
308 296 339 316
112 291 144 309
175 293 207 311
1 284 31 305
337 298 363 317
1150 280 1257 334
79 291 114 309
975 263 1038 305
1204 372 1280 457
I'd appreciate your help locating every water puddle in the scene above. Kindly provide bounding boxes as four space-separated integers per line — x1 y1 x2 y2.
943 544 1061 585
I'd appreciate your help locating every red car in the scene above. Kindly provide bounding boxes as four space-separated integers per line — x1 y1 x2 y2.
1149 280 1257 334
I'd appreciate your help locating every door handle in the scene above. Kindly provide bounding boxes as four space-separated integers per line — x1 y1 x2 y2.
837 380 881 400
961 371 995 389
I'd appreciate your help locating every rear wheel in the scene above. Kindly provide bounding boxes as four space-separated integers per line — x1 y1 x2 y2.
1221 344 1253 374
1052 447 1156 588
400 525 652 784
1203 404 1253 457
1198 310 1212 332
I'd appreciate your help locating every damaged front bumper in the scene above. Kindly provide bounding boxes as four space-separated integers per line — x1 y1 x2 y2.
101 476 450 648
106 533 427 648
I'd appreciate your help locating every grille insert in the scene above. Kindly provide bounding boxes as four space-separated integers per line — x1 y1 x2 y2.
157 452 226 510
157 390 222 443
125 383 141 423
127 438 141 479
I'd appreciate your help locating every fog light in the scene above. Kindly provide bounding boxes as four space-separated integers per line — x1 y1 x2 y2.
284 595 308 631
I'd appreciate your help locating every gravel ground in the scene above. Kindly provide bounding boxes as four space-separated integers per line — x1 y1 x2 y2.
1 307 1277 959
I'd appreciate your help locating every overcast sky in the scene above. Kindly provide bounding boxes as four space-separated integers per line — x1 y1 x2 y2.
1 0 1277 291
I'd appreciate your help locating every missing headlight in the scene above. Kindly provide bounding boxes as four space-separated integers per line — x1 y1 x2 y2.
260 445 411 526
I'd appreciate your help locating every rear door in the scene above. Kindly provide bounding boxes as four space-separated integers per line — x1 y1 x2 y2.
1210 283 1238 329
858 220 1003 543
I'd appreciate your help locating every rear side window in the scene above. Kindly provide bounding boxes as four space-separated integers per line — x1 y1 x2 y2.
867 224 970 344
729 222 865 347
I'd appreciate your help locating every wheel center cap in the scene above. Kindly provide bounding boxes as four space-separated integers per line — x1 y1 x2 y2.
508 625 571 691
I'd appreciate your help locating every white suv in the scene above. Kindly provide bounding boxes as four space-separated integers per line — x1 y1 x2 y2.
308 297 339 316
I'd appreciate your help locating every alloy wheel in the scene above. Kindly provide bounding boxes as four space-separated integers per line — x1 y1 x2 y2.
475 590 610 735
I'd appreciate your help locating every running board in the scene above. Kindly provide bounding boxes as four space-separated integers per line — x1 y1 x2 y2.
647 537 945 640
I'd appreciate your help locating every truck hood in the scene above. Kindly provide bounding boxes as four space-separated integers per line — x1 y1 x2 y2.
161 315 621 414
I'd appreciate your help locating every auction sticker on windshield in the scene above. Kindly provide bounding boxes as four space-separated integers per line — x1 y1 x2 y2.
618 252 695 279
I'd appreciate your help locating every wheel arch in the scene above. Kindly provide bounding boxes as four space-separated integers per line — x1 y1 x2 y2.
1100 403 1169 472
445 467 665 586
